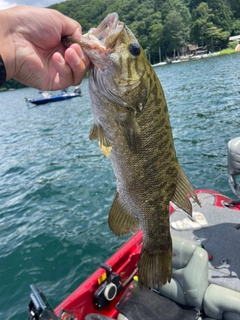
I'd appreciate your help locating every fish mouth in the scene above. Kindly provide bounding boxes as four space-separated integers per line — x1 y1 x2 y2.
63 13 124 51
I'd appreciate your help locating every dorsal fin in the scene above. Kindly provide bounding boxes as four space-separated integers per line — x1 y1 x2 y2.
171 166 201 215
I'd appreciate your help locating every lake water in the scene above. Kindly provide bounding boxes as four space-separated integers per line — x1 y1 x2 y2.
0 53 240 319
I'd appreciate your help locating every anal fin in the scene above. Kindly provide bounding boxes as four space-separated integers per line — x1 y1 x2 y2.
171 166 201 216
108 192 140 236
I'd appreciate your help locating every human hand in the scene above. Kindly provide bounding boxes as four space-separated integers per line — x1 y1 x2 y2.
0 6 89 91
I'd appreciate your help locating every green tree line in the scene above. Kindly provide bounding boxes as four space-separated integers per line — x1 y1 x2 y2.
3 0 240 89
50 0 239 63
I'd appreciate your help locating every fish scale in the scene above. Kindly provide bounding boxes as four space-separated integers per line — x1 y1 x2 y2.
63 12 200 289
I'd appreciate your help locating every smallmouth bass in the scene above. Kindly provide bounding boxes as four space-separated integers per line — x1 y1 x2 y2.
63 13 200 289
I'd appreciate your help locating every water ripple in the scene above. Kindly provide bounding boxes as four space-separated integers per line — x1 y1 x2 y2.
0 53 240 319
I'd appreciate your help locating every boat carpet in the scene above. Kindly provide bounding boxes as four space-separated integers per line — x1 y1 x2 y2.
170 192 240 292
116 281 199 320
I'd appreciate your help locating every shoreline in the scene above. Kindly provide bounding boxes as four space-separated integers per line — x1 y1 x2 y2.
152 49 240 67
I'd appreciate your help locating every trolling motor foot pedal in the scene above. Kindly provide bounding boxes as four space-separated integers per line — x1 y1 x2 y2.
93 263 122 310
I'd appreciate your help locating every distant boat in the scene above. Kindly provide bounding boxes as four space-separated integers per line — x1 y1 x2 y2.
27 88 81 105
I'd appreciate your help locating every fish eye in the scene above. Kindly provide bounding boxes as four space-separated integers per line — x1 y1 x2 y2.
128 43 141 56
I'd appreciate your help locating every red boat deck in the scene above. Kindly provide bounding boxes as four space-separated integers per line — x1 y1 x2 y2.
54 189 239 320
55 229 142 319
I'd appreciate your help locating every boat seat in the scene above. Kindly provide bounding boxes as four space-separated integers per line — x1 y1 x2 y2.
115 237 207 320
85 237 240 320
116 283 200 320
157 236 209 309
203 284 240 320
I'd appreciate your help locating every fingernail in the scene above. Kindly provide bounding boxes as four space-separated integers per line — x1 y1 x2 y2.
73 50 81 64
57 53 65 65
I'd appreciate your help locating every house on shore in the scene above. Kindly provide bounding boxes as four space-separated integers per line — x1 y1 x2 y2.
229 35 240 51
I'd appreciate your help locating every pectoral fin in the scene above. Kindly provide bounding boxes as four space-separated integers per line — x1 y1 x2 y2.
89 124 112 157
171 166 201 216
89 124 99 141
108 192 140 236
117 112 141 153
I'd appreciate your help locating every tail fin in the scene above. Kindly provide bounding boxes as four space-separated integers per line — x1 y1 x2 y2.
138 245 172 289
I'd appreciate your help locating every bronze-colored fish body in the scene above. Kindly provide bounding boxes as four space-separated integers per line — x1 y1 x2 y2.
64 13 200 289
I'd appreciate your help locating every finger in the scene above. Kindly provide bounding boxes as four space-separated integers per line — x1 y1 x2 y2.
65 44 90 86
71 26 82 40
61 15 82 40
51 52 73 89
